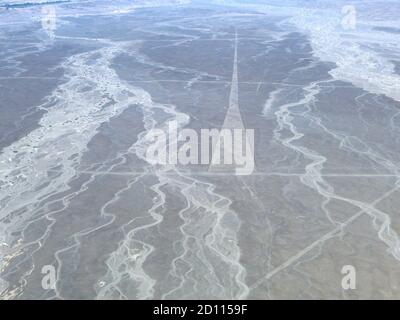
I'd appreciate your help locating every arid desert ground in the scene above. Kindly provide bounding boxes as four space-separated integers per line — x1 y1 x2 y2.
1 0 400 299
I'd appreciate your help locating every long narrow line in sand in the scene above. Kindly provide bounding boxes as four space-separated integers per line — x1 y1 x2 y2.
249 184 400 291
53 35 289 42
0 76 359 88
43 169 400 178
